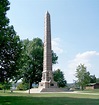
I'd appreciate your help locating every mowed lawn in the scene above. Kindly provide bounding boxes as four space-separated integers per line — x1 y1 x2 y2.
0 90 99 105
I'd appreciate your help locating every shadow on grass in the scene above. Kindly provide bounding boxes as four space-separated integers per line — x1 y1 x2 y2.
0 96 99 105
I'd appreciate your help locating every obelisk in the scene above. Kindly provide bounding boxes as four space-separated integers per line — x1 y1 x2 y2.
39 11 57 89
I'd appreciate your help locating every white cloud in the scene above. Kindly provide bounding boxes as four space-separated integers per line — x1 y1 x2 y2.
65 51 99 83
52 38 63 54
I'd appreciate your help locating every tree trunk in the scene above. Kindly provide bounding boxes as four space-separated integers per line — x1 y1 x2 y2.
81 85 84 90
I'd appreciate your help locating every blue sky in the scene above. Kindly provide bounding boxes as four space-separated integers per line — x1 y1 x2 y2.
8 0 99 83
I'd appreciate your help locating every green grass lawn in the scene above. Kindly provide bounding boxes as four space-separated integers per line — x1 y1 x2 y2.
81 89 99 93
0 90 99 105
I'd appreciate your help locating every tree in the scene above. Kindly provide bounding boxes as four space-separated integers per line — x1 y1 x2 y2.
75 64 90 90
0 0 10 29
52 50 58 64
21 38 43 88
20 38 58 88
96 78 99 83
90 75 96 83
53 69 67 87
0 0 22 87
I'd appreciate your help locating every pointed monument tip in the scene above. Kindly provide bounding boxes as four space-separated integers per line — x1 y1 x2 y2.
46 11 50 15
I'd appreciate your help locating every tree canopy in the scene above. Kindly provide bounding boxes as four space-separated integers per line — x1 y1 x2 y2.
53 69 67 87
0 0 22 85
75 64 90 90
90 75 96 83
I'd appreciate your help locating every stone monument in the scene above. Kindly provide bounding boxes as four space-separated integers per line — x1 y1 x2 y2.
39 11 57 90
27 12 66 93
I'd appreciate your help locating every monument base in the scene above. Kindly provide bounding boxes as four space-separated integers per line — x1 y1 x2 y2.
39 81 57 88
25 81 67 93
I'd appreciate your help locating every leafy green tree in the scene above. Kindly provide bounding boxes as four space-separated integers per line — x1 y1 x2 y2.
52 50 58 64
20 38 58 88
53 69 67 87
90 75 96 83
96 78 99 83
0 0 22 86
21 38 43 88
0 0 10 29
75 64 90 90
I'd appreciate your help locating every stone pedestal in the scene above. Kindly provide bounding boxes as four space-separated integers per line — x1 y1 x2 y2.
39 70 57 88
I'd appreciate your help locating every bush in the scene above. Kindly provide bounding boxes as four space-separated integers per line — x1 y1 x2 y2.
0 83 11 90
17 83 29 90
0 84 3 90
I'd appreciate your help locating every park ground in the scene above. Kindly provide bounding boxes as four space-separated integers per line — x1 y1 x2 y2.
0 89 99 105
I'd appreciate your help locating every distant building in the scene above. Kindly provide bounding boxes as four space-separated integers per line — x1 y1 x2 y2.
86 83 99 89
